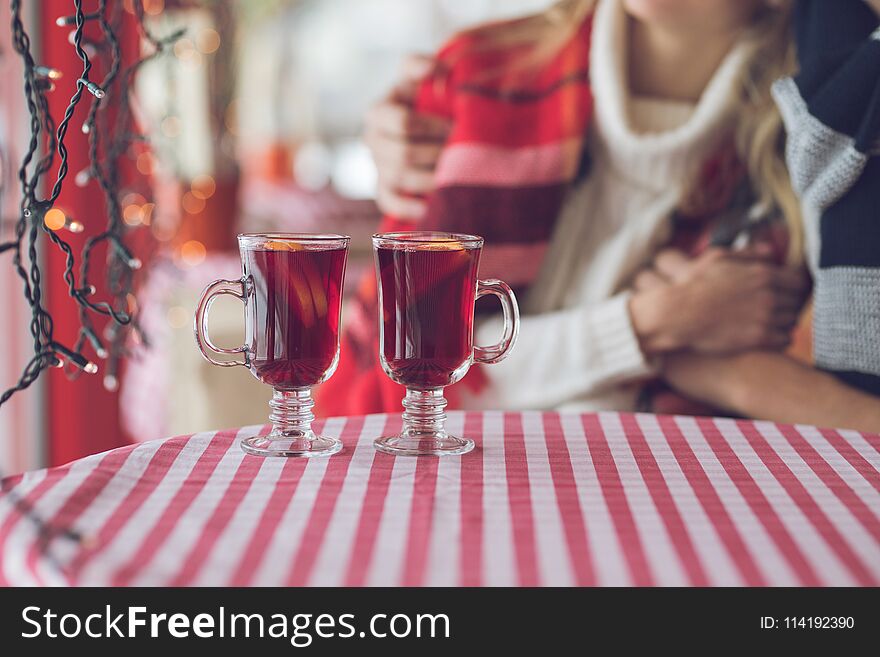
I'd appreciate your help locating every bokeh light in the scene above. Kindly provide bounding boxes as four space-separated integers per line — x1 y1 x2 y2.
166 305 190 329
190 174 216 200
140 202 155 226
160 116 181 138
136 151 154 175
143 0 165 17
181 192 206 215
197 28 221 54
44 208 67 231
180 240 207 267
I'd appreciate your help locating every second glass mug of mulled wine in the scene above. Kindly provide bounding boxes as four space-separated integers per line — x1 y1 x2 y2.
194 233 349 458
373 231 520 456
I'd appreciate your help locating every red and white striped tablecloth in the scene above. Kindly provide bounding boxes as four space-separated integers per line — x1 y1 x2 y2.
2 411 879 587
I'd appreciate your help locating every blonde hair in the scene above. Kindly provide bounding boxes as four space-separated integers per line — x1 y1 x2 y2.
460 0 802 263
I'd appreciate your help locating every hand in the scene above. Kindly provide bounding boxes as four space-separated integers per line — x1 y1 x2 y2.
866 0 880 17
364 54 451 220
629 246 810 355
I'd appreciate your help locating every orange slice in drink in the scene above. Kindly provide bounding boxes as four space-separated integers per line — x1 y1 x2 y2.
265 240 305 251
287 263 317 329
421 239 465 251
303 264 328 319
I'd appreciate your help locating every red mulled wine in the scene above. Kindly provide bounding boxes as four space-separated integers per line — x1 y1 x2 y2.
376 241 481 387
245 244 346 388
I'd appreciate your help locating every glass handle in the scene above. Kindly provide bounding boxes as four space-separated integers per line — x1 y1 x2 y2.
194 277 249 368
474 279 520 364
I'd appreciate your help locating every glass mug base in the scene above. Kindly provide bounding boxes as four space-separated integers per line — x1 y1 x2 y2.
241 432 343 458
373 432 474 457
375 387 476 457
241 387 342 458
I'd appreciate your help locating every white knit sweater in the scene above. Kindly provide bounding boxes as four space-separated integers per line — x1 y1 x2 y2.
464 0 751 411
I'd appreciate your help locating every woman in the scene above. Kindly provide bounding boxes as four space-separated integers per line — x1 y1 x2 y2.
637 0 880 430
322 0 879 430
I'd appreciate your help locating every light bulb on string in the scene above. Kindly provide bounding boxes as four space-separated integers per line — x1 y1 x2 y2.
56 12 100 27
34 66 63 80
75 168 91 187
66 31 99 57
53 343 98 375
113 240 141 269
44 208 84 233
79 78 105 99
126 293 139 315
82 326 108 360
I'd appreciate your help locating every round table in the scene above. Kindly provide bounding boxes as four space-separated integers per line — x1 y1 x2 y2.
1 411 878 586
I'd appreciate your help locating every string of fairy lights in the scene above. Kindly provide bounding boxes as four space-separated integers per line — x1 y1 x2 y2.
0 0 182 561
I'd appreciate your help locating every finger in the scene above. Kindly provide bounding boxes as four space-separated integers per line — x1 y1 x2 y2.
389 56 438 105
390 78 420 105
367 130 444 168
653 249 693 281
367 102 451 140
772 293 807 316
376 185 427 220
633 269 668 292
770 309 801 329
399 54 436 83
379 166 436 195
771 266 811 295
763 330 792 351
732 241 775 261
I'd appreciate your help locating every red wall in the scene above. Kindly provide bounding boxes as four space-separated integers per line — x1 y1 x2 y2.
42 1 138 464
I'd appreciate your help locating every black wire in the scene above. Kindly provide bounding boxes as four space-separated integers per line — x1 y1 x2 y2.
0 0 182 565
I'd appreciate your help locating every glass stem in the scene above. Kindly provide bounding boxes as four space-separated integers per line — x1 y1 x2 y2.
269 388 315 439
401 387 448 439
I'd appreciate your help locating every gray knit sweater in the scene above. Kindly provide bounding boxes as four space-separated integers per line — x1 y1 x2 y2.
772 0 880 395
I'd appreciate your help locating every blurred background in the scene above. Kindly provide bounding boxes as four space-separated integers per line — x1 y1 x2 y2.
0 0 555 473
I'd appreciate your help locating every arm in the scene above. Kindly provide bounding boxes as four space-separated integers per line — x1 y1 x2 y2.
475 293 653 409
662 350 880 433
477 247 808 410
771 0 880 397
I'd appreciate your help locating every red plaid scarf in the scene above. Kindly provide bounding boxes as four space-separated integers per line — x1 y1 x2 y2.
317 15 786 416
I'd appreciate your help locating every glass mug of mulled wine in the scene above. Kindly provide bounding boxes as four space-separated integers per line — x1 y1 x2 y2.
194 233 349 458
372 232 520 456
